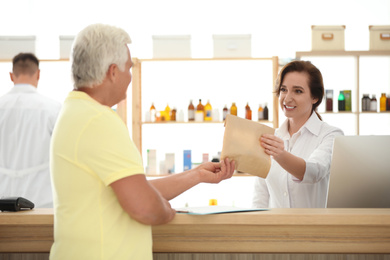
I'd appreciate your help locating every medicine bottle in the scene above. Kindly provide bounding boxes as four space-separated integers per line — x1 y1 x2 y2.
195 99 204 121
188 100 195 121
338 91 345 111
150 103 156 122
325 90 333 112
370 94 377 112
258 104 264 120
263 103 269 120
222 105 228 120
171 107 177 121
204 100 212 121
164 104 171 121
245 102 252 120
361 94 370 112
380 93 387 112
230 102 237 116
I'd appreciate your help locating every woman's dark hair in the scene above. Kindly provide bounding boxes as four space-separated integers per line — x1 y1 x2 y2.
274 60 324 120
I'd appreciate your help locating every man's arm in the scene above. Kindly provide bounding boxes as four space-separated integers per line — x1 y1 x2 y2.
149 158 235 200
110 174 176 225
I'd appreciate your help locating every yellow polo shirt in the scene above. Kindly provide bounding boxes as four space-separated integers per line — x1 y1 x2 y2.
50 91 151 259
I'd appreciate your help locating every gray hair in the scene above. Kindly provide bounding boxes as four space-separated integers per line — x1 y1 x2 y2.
71 24 132 89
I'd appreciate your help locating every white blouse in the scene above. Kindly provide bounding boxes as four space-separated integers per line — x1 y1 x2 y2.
252 112 344 208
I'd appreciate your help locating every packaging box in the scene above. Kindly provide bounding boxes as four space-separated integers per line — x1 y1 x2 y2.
165 153 175 174
0 36 36 59
311 25 345 51
213 34 251 58
146 149 157 174
369 25 390 51
59 35 75 59
152 35 191 59
183 150 192 171
343 90 352 112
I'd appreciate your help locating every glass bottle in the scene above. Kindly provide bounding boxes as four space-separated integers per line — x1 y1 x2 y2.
204 100 212 121
258 104 264 120
188 100 195 121
362 94 370 112
230 102 237 116
196 99 204 121
387 95 390 111
171 107 177 121
164 104 171 121
150 103 156 122
338 91 345 111
325 90 333 112
380 93 387 112
222 105 228 120
245 102 252 120
263 103 269 120
370 94 377 112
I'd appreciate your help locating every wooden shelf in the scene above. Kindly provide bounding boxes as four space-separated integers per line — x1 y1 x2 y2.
142 120 273 125
296 50 390 58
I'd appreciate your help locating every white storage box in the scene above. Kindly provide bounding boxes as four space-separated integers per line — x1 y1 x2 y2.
369 25 390 51
213 34 251 58
311 25 345 51
152 35 191 58
59 35 75 59
0 36 36 59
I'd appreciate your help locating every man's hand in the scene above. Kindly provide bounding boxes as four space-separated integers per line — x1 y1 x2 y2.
197 158 235 183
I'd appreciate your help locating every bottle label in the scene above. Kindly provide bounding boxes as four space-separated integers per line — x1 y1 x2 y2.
188 110 195 120
258 111 264 120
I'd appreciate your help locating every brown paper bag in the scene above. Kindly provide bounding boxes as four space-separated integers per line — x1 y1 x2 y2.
221 114 275 178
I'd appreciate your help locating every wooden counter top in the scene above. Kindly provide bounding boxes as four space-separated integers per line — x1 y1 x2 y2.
1 208 390 253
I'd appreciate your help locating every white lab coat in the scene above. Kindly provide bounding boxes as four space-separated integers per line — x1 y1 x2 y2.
0 84 61 208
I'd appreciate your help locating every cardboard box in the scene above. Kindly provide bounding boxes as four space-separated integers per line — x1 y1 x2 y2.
311 25 345 51
213 34 251 58
59 35 75 59
146 149 157 174
369 25 390 51
183 150 192 171
0 36 36 59
152 35 191 58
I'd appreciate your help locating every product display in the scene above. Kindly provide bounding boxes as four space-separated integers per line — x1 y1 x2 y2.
370 94 377 112
380 93 387 112
204 100 212 121
263 103 269 120
230 102 237 116
245 102 252 120
258 104 264 120
188 100 195 121
325 90 333 112
338 91 345 111
362 94 371 111
222 105 228 120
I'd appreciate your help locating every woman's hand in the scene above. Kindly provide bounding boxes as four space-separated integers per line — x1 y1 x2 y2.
196 158 235 183
260 134 285 160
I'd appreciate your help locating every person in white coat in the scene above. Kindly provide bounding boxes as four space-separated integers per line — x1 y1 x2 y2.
0 53 61 208
252 60 343 208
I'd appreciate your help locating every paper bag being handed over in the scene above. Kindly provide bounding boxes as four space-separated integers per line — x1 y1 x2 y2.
221 114 275 178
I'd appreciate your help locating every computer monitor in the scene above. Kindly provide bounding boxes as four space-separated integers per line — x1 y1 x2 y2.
327 135 390 208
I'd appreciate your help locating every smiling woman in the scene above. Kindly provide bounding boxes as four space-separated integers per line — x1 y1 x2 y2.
253 60 344 209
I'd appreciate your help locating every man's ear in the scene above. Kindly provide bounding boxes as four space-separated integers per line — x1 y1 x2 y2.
36 69 40 81
9 72 14 82
107 64 118 82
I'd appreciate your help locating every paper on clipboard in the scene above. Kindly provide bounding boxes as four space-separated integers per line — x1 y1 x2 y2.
220 114 275 178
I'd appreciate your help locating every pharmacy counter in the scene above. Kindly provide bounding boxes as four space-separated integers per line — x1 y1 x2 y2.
1 208 390 254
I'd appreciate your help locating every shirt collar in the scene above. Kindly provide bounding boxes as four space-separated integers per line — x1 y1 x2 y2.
11 84 37 93
278 112 322 140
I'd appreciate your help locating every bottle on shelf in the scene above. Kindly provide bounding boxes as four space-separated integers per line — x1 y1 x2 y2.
362 94 371 112
258 104 264 121
263 103 269 120
325 90 333 112
222 105 228 120
370 94 377 112
204 100 212 121
195 99 204 122
164 104 171 121
380 93 387 112
188 100 195 121
171 107 177 121
230 102 237 116
387 95 390 111
338 91 345 112
150 103 156 122
245 102 252 120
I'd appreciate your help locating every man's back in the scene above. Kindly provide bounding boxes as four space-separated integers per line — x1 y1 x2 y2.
0 84 61 207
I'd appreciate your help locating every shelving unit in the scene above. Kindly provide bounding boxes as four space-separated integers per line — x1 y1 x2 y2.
295 50 390 135
128 57 279 175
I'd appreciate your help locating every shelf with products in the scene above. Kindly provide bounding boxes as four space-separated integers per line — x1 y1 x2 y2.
295 50 390 135
129 57 279 175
